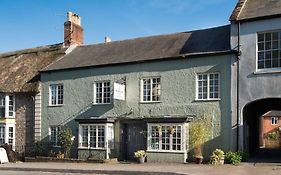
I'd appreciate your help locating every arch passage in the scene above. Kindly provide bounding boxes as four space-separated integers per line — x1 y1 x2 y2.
243 98 281 158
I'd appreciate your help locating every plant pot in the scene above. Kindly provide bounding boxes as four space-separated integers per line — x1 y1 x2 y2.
194 156 203 164
219 158 224 165
138 157 145 164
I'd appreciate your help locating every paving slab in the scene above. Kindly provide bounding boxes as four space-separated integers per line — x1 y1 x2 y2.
0 162 281 175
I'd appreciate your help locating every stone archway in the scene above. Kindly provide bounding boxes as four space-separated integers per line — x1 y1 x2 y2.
243 98 281 159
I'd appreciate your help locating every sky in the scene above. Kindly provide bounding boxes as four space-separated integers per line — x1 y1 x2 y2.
0 0 237 53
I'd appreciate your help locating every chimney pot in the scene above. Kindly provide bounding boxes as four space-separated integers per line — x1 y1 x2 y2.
105 36 111 43
64 12 83 47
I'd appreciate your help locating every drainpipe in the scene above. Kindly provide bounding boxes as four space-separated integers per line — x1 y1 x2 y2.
236 21 241 151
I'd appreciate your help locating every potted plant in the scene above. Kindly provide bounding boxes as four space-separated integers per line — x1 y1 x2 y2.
189 116 211 164
168 127 175 135
134 150 146 163
209 149 225 165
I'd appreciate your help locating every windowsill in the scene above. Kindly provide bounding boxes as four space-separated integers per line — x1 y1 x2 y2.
254 68 281 75
0 117 15 119
92 103 112 106
78 147 106 150
140 101 161 104
147 150 185 154
48 104 64 107
194 98 221 102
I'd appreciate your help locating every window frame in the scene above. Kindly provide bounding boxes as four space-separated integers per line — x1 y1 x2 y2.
256 30 281 72
196 72 220 101
140 77 161 103
78 123 114 150
0 94 15 118
0 124 15 148
147 123 185 153
271 117 278 125
93 81 111 105
49 84 64 106
49 126 61 147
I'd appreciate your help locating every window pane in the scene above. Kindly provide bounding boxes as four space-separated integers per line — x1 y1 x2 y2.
82 126 88 147
0 126 5 145
258 34 264 42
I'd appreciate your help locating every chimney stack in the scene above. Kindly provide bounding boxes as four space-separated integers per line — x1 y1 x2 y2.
64 12 83 47
105 36 111 43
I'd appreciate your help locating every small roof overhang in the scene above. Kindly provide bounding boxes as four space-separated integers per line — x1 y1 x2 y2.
75 117 115 124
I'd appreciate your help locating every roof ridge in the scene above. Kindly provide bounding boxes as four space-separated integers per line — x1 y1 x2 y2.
0 43 64 58
78 25 230 48
229 0 248 21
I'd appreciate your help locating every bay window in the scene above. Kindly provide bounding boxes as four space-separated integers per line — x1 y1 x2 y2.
79 123 114 149
148 123 184 152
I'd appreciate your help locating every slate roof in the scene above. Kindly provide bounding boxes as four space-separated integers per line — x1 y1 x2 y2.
0 44 66 93
230 0 281 21
262 110 281 117
43 25 231 72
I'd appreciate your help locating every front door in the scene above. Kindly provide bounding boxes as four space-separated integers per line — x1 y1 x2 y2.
123 123 146 160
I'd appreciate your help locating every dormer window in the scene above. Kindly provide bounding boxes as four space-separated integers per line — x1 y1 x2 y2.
257 31 281 70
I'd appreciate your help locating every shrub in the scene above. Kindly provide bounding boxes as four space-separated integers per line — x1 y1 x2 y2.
267 132 277 140
32 141 45 157
58 126 74 158
238 151 249 162
225 151 242 165
209 149 225 165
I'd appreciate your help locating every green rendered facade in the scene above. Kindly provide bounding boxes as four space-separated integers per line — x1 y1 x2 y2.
40 54 235 163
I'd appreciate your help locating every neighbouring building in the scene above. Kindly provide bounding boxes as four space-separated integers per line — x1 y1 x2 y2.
0 44 66 156
40 24 237 163
0 11 83 157
230 0 281 156
259 111 281 149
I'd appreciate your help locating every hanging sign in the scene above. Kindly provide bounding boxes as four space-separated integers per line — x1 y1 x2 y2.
114 83 125 100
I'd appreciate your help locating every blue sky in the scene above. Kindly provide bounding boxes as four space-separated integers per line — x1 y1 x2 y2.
0 0 237 53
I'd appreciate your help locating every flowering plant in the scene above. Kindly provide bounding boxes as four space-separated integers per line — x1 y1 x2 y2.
134 150 146 158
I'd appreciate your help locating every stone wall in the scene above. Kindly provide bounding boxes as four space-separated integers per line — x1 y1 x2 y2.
15 93 34 155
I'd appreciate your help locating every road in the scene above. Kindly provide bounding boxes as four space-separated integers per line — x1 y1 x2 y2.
0 170 111 175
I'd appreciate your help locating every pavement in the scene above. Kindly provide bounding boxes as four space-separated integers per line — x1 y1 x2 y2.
1 162 281 175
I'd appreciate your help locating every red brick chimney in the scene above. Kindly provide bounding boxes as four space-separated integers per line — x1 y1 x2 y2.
64 12 83 47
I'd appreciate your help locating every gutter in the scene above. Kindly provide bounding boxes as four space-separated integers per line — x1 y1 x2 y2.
40 50 235 73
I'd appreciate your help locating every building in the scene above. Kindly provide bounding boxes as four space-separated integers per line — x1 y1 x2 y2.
40 21 236 162
0 12 83 157
230 0 281 156
0 44 66 156
260 111 281 149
